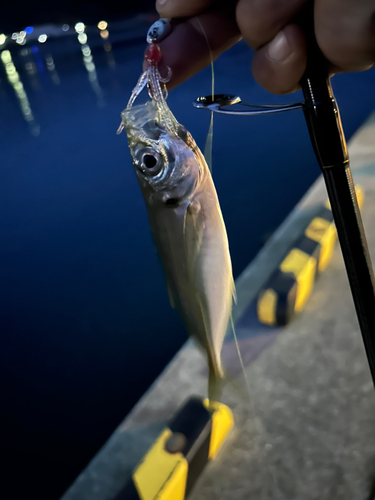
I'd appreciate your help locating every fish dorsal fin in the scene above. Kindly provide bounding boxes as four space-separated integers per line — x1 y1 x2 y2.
232 282 237 304
203 112 213 173
166 280 177 309
183 199 204 279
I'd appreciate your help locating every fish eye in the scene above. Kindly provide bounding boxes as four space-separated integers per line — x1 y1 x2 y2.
143 154 157 169
138 149 163 176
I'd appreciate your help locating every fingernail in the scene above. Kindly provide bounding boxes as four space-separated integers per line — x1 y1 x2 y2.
147 18 172 43
157 0 168 5
267 31 292 61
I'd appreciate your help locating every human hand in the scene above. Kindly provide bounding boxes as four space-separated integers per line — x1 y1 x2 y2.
154 0 375 94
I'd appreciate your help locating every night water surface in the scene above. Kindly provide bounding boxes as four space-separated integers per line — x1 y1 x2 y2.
1 17 375 499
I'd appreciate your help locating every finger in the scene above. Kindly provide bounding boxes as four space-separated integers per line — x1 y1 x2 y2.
145 9 241 90
251 23 307 94
235 0 308 50
315 0 375 72
156 0 216 19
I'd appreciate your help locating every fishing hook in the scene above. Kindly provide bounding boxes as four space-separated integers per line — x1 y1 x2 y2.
193 94 306 116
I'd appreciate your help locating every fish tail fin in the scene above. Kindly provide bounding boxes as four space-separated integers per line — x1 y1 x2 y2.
207 351 252 407
207 359 225 405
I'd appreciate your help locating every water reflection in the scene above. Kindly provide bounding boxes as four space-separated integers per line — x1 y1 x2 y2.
0 15 159 139
45 54 60 85
19 47 40 92
16 31 27 45
98 21 116 68
1 49 40 136
75 22 104 107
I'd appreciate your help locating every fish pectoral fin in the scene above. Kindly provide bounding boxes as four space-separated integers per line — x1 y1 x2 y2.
166 280 177 309
183 199 204 273
232 282 237 304
183 198 209 331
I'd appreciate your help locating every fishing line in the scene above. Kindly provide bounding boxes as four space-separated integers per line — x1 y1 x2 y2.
194 18 280 498
192 21 258 419
195 18 214 171
230 316 253 401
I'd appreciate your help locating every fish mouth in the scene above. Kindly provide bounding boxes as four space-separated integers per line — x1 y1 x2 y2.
121 101 162 141
121 101 158 127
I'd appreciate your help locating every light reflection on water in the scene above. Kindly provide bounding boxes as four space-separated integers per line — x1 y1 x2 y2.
45 54 61 85
1 48 40 135
0 17 147 134
76 22 104 107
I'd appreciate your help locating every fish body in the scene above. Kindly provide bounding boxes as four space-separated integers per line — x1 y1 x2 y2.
122 99 234 393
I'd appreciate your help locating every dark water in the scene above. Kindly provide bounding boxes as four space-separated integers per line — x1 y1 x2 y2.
1 19 375 499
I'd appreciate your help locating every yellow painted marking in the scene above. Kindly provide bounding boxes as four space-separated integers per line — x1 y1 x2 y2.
280 249 316 312
305 217 330 243
305 217 337 272
317 224 337 272
356 185 364 208
203 400 234 460
257 288 277 325
133 428 188 500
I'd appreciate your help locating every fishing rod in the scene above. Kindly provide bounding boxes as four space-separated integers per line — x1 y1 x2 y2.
194 10 375 388
299 8 375 386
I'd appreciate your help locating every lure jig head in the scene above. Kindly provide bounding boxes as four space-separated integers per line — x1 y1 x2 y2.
117 20 173 135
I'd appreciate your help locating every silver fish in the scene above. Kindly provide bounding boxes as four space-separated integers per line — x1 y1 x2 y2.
121 92 234 398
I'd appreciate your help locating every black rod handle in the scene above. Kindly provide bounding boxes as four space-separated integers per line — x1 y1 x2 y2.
298 3 375 385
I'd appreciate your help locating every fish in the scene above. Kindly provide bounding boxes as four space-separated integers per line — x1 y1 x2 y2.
121 58 234 399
